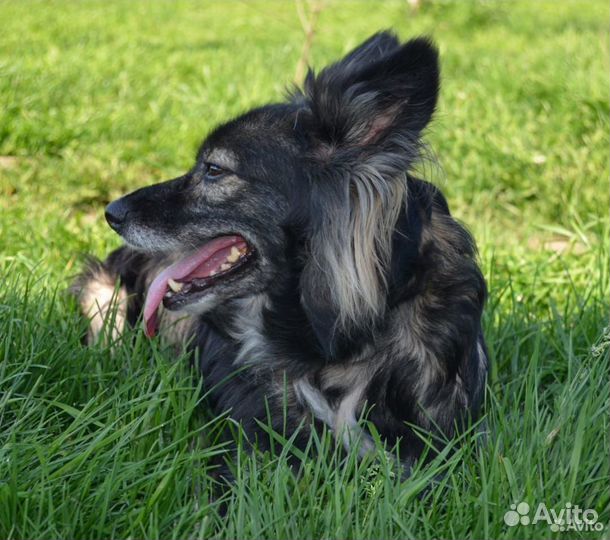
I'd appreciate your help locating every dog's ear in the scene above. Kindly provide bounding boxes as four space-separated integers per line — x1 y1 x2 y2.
304 32 439 151
298 33 439 359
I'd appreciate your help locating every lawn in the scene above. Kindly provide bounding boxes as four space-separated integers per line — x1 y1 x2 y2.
0 1 608 539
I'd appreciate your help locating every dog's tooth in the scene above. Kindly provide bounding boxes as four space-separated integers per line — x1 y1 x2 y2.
220 263 231 271
227 246 240 263
167 278 183 293
210 270 217 276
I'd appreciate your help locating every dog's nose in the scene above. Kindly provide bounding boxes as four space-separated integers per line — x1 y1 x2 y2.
105 199 129 232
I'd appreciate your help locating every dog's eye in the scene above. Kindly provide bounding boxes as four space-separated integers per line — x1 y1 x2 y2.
204 163 227 181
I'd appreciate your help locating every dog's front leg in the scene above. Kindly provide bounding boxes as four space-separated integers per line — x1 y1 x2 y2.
71 246 157 345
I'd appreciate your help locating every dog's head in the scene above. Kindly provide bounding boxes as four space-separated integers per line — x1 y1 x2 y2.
105 32 439 349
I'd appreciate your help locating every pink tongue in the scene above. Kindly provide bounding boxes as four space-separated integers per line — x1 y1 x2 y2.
143 235 245 337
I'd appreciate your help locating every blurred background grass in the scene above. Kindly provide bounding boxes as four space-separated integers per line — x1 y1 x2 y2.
0 1 608 539
0 1 607 269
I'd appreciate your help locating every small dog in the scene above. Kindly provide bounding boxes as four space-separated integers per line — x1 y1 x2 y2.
75 32 488 471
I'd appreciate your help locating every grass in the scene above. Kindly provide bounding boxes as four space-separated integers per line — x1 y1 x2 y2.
0 0 608 538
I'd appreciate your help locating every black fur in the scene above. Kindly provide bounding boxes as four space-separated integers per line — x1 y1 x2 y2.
76 32 488 473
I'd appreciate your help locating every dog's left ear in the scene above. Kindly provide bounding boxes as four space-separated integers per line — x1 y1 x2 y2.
304 32 439 151
298 33 439 359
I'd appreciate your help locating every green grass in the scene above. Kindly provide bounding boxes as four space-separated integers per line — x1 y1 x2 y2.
0 1 608 538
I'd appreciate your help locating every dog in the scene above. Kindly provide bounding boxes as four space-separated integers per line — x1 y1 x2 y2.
74 32 488 473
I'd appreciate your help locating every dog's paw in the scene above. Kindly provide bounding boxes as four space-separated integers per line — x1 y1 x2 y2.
71 257 128 346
